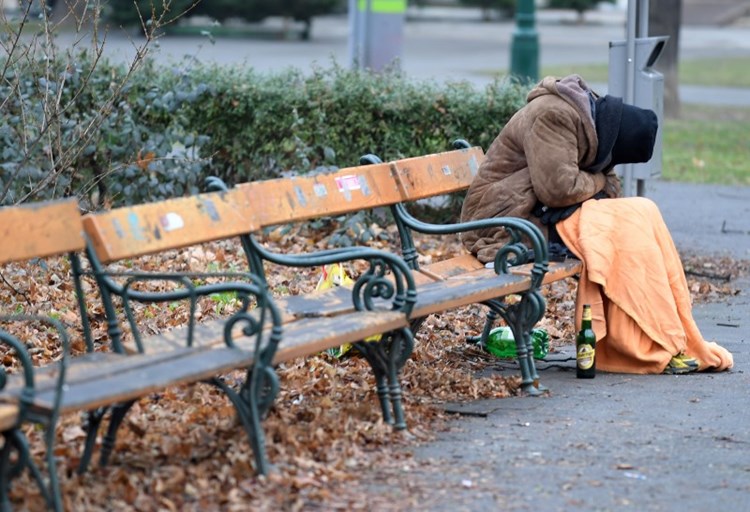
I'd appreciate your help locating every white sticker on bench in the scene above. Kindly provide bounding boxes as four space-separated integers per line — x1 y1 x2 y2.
335 175 361 192
160 212 185 232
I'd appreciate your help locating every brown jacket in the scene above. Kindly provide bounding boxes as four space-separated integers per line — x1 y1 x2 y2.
460 75 621 263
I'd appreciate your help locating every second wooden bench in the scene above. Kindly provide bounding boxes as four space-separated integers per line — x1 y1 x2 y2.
207 142 581 394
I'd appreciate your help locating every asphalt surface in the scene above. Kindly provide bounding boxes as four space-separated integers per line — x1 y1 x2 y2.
53 8 750 510
374 181 750 512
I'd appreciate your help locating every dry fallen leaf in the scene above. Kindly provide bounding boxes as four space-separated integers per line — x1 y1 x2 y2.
0 228 746 510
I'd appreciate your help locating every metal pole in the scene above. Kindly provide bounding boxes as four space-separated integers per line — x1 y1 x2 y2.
348 0 359 68
622 0 638 197
348 0 374 69
638 0 649 38
636 0 649 197
510 0 539 82
363 0 373 68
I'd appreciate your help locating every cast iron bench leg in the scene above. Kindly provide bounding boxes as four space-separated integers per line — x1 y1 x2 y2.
79 407 107 474
213 374 272 475
1 428 62 512
99 400 137 468
354 340 394 426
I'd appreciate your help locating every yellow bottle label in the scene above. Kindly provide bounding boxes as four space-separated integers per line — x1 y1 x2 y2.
582 306 592 322
577 344 595 370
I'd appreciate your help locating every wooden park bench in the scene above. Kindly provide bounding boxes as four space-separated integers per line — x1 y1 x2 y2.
207 141 582 395
0 197 280 510
1 193 416 509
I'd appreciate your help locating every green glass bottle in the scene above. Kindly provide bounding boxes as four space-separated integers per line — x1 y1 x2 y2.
576 304 596 379
485 327 549 360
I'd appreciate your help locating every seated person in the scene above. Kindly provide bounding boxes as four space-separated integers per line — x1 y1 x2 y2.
460 74 733 375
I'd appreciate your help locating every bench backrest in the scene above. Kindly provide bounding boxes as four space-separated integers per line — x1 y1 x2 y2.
82 188 257 263
388 146 484 201
238 161 401 227
235 148 484 230
0 198 85 264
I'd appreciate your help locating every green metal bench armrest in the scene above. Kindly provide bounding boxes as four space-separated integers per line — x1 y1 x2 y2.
0 315 71 427
391 203 548 289
205 175 416 316
241 235 416 317
83 252 281 356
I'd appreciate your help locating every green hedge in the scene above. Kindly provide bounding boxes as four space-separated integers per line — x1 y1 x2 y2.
0 54 529 207
0 53 210 207
185 62 528 185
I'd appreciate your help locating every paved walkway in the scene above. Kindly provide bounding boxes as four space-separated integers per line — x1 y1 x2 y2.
367 180 750 511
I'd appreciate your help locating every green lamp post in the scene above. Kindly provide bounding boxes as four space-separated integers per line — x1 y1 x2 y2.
510 0 539 82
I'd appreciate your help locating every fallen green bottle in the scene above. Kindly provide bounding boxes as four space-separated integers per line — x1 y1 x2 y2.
485 326 549 360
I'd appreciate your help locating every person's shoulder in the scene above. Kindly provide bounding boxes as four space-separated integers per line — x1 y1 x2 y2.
526 96 579 126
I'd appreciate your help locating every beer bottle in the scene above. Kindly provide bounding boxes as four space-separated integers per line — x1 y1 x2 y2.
576 304 596 379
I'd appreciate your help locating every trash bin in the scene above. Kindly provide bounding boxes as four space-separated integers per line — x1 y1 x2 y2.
608 36 668 182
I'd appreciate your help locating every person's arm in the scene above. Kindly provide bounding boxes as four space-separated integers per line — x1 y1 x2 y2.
602 169 622 198
524 109 606 208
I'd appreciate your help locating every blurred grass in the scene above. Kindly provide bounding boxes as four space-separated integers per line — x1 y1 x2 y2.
535 58 750 186
541 56 750 88
662 106 750 186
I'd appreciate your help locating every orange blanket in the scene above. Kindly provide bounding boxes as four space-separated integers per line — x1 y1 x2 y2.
556 197 733 374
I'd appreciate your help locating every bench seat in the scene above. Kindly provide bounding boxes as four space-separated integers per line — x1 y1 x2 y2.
273 260 582 320
0 348 251 415
119 309 408 362
0 404 18 432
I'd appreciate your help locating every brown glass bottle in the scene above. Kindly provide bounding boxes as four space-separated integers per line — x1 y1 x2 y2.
576 304 596 379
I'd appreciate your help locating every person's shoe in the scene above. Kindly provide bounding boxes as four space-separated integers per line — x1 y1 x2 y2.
663 353 700 374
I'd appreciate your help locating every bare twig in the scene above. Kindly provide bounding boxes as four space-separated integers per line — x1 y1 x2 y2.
1 0 200 206
684 269 732 281
0 271 32 307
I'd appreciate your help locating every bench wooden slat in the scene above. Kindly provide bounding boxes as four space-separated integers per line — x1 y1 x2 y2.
0 199 84 264
271 310 407 364
511 259 583 282
28 308 406 414
33 347 254 414
0 350 215 402
124 320 228 355
389 147 484 201
240 162 401 226
271 259 583 322
82 188 257 263
412 259 583 318
420 253 487 280
273 289 353 319
0 353 126 398
121 307 407 365
0 403 19 431
413 272 532 318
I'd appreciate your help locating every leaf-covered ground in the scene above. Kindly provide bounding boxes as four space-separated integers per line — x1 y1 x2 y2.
1 224 747 511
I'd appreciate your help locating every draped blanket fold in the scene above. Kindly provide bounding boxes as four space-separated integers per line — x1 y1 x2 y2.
556 197 733 374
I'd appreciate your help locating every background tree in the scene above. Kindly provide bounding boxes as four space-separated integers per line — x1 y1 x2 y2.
546 0 615 24
104 0 344 39
457 0 516 21
648 0 682 118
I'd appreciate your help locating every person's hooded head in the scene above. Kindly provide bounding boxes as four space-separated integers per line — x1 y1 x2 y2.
588 95 658 173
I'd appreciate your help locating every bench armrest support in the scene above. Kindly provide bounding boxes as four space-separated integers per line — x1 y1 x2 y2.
0 315 71 426
83 245 281 356
391 203 549 288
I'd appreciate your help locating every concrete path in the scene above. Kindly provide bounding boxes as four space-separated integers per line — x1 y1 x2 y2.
367 180 750 511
